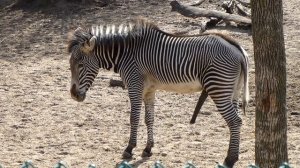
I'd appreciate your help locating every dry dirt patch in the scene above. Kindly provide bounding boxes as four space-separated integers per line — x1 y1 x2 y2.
0 0 299 167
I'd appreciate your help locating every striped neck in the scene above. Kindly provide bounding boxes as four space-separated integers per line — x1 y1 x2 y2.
87 19 162 73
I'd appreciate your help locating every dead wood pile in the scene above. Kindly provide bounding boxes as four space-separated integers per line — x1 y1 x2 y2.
170 0 251 31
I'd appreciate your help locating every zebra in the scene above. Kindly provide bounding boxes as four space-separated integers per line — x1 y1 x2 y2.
67 18 249 168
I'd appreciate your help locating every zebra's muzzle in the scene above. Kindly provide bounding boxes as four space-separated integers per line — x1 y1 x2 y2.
70 84 86 102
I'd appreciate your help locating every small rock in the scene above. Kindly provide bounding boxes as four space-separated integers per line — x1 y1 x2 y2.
75 122 84 127
58 151 69 155
161 152 167 157
291 112 300 115
173 135 181 139
103 146 111 151
202 111 211 115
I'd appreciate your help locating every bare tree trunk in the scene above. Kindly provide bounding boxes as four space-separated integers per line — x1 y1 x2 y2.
251 0 288 167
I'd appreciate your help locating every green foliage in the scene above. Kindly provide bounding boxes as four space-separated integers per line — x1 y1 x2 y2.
88 164 97 168
153 161 165 168
118 161 133 168
20 161 35 168
248 164 259 168
53 161 69 168
279 162 291 168
216 163 228 168
184 162 197 168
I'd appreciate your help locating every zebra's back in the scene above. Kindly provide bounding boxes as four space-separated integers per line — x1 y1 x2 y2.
133 33 244 88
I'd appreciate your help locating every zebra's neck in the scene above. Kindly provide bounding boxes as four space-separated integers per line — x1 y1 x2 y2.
91 24 144 73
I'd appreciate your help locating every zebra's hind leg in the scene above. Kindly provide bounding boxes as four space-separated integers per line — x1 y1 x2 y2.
190 90 208 124
142 90 155 157
213 99 242 168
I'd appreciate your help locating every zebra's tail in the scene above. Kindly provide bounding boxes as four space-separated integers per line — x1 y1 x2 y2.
240 47 250 115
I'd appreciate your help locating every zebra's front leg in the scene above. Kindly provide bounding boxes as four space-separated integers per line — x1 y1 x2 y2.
122 87 143 159
142 91 155 157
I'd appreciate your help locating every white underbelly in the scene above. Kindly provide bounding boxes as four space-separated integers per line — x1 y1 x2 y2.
156 80 202 93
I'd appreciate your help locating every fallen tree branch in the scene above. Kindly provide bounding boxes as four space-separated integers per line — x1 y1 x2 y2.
236 3 251 17
190 0 206 6
236 0 251 8
221 0 235 14
170 0 251 25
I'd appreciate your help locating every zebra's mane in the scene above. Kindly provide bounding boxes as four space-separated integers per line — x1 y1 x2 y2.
91 18 158 39
67 18 242 54
67 18 159 53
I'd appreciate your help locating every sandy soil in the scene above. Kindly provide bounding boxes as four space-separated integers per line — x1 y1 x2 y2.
0 0 299 167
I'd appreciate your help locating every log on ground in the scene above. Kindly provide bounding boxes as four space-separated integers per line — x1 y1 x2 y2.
170 0 251 25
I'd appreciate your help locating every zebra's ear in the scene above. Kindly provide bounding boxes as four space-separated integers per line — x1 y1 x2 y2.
81 36 96 54
75 27 83 33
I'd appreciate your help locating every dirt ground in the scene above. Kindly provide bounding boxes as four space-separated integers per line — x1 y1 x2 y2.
0 0 299 167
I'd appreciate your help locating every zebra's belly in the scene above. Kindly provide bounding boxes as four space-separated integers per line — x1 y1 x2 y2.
156 81 203 93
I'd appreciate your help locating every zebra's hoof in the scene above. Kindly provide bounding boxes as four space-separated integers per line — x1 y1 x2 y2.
122 151 133 159
223 157 236 168
141 150 152 157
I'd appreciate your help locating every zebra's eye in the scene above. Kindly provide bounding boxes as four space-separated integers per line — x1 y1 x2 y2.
78 64 84 69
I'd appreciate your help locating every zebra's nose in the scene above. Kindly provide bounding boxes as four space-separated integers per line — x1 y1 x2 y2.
70 84 77 99
70 84 86 102
70 84 77 96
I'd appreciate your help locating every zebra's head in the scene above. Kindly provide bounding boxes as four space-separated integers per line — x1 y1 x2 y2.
67 27 99 102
